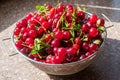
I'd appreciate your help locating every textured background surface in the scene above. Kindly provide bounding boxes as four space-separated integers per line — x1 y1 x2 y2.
0 0 120 80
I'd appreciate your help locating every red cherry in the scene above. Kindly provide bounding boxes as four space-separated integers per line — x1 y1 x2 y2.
67 47 77 55
15 40 23 49
53 18 59 28
53 47 58 54
48 19 53 26
44 34 52 43
89 27 99 37
76 11 85 20
14 28 20 35
54 31 63 40
57 4 65 12
89 14 98 23
65 12 72 23
79 54 86 60
29 25 36 30
51 56 62 64
97 18 105 26
45 47 53 54
22 32 28 40
20 47 29 54
51 39 60 47
25 12 33 21
25 38 34 45
72 44 80 51
21 27 26 33
42 21 50 29
16 22 22 29
53 28 60 33
37 27 44 35
82 42 89 51
57 48 66 60
74 37 82 45
20 18 27 27
46 5 52 10
28 18 37 25
28 30 37 38
63 31 70 40
89 43 98 52
81 24 90 33
85 51 93 57
39 17 45 24
66 4 73 13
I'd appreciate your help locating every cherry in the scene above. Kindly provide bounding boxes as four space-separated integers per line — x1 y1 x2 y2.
25 12 33 21
15 40 23 49
65 52 74 62
44 34 52 43
20 47 29 54
25 38 34 45
86 21 96 28
74 37 82 45
89 27 99 37
28 54 34 59
37 27 44 35
34 57 41 61
54 13 61 19
46 55 52 63
53 28 60 33
81 24 90 33
82 42 89 51
51 56 62 64
45 47 53 54
89 14 98 23
39 17 45 24
28 30 37 38
57 48 66 60
63 31 70 40
22 32 28 40
57 4 65 13
54 31 63 40
53 18 59 28
20 18 27 27
66 4 73 13
14 28 20 35
51 39 60 47
53 47 58 54
21 27 26 33
16 22 22 29
48 19 53 26
72 44 80 51
42 21 50 29
89 43 98 52
29 24 36 30
65 12 72 23
67 47 77 55
46 5 52 10
76 11 85 20
85 51 93 57
79 54 86 60
97 18 105 26
28 17 37 25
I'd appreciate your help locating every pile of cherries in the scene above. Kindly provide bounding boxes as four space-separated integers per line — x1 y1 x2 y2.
13 4 105 64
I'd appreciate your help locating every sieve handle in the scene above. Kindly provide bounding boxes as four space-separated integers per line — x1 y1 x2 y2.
1 37 18 56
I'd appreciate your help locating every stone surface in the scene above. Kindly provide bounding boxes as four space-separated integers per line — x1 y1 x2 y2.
0 0 120 80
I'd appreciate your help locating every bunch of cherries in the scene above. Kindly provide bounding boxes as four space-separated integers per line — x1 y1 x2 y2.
13 4 105 64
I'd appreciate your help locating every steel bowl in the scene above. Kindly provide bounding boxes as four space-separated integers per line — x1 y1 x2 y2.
11 12 107 75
